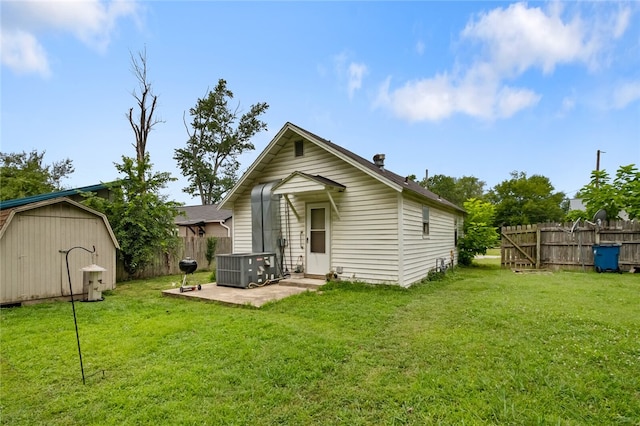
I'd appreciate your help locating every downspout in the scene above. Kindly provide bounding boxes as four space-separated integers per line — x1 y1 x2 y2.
220 220 230 237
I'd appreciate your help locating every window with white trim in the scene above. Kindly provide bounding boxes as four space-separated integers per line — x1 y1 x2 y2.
422 206 430 236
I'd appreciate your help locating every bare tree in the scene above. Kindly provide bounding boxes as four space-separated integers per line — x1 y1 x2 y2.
127 48 163 173
82 47 179 277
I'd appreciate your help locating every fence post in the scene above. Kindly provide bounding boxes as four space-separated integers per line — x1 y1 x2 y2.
536 227 541 269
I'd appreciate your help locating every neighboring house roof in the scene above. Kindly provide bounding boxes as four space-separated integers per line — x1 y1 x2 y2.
219 122 465 213
0 197 120 249
569 198 586 211
0 182 114 210
569 198 630 221
175 204 233 226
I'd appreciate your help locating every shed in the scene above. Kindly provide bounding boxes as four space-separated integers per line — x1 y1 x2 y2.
218 122 465 287
0 197 119 306
175 204 233 238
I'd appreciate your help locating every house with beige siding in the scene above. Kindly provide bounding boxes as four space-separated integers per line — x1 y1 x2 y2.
0 197 119 306
218 122 465 287
175 204 232 238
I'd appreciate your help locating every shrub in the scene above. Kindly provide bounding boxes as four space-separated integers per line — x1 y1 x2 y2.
458 198 499 266
426 269 445 281
205 237 218 267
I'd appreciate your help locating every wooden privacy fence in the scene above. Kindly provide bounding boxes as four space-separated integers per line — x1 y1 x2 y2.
116 237 232 281
501 220 640 271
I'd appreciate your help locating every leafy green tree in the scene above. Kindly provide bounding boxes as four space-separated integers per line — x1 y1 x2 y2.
576 164 640 220
416 174 485 207
458 198 499 266
420 174 456 195
487 171 566 226
84 155 180 276
175 79 269 205
457 176 486 202
564 209 586 223
0 150 73 201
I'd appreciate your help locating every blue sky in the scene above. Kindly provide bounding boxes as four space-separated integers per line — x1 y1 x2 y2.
2 1 639 205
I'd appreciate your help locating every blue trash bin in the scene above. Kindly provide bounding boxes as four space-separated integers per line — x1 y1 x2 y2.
592 243 621 273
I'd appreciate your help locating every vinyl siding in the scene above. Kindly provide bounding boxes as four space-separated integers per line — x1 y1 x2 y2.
1 202 117 305
232 195 253 253
230 139 400 283
401 194 462 285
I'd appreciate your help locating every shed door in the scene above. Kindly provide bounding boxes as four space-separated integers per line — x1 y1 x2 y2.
306 203 330 276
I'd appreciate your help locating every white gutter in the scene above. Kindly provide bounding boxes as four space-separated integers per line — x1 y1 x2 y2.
220 220 230 237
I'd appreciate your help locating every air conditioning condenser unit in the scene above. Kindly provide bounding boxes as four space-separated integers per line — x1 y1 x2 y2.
216 253 276 288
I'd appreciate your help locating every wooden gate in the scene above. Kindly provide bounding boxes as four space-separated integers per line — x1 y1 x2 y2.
501 224 540 269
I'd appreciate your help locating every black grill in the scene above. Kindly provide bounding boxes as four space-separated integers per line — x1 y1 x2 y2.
179 258 197 274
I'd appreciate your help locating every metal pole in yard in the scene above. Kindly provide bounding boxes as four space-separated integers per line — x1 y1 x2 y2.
62 245 96 385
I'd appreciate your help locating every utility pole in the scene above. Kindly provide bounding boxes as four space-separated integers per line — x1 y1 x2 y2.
596 149 605 188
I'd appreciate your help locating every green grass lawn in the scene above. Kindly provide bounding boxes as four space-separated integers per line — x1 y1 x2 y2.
1 267 638 425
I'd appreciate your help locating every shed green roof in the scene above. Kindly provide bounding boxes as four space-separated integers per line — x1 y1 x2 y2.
0 182 113 210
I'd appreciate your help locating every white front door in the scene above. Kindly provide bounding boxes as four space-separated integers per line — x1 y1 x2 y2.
306 203 330 275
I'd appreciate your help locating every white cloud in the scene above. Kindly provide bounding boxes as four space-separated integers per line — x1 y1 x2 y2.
415 40 425 56
333 52 368 99
0 30 50 77
333 51 348 76
495 86 542 118
461 2 597 75
347 62 367 99
375 2 634 122
612 6 631 39
376 74 454 122
1 0 141 77
556 95 576 118
376 73 540 122
611 81 640 109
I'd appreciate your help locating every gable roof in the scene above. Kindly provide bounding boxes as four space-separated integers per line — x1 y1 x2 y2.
175 204 233 226
219 122 464 213
0 197 120 249
0 182 115 210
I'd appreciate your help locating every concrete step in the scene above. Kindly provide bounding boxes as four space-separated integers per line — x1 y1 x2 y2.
278 277 325 290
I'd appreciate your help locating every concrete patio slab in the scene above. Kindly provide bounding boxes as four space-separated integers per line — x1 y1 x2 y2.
162 278 324 308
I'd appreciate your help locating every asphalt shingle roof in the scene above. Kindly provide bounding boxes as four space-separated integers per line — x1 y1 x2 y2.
175 205 232 225
287 122 464 213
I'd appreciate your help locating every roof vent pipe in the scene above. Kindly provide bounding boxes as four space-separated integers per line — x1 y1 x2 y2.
373 154 385 170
